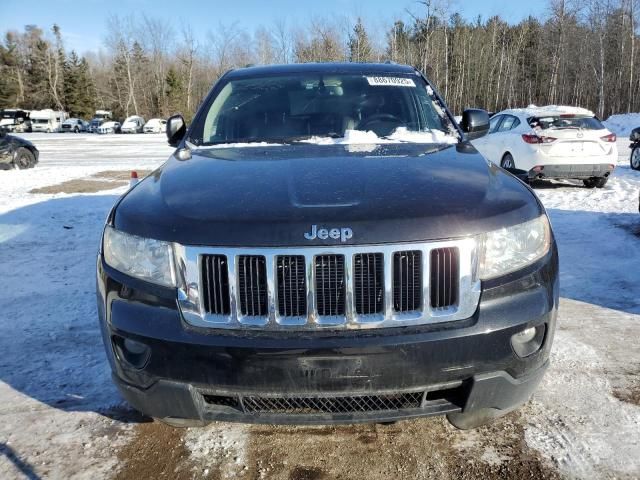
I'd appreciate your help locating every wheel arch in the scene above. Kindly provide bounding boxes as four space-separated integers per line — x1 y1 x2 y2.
500 151 514 167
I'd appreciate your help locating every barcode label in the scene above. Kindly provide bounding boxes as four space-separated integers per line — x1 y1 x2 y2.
366 76 416 87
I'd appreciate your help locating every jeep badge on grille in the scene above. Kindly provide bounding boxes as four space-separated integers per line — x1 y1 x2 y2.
304 225 353 242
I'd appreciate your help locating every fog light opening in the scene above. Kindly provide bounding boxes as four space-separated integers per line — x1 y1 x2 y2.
511 324 546 358
113 336 151 369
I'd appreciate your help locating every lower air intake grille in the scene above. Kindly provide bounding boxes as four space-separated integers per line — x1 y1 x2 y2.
238 255 268 316
393 251 422 312
315 255 346 316
277 255 307 316
354 253 384 314
201 255 230 315
241 392 423 414
430 247 459 309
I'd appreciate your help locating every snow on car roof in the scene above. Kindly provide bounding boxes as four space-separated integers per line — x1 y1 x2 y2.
500 105 595 118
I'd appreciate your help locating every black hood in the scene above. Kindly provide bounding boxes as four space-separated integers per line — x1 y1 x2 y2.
114 143 542 246
5 133 36 149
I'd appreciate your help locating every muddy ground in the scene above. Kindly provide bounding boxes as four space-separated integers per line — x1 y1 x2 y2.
115 410 560 480
29 170 152 194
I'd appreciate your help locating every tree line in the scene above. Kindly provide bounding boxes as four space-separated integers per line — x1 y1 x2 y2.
0 0 639 121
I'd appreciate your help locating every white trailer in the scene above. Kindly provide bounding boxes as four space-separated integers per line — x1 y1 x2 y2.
30 109 68 132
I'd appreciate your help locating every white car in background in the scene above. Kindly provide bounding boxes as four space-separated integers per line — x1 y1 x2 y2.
121 115 145 134
473 105 618 188
97 121 121 134
143 118 167 133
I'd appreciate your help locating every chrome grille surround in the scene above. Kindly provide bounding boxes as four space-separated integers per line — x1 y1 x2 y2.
174 238 480 330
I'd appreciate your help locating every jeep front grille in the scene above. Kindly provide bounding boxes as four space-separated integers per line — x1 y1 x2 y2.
176 239 479 330
239 392 423 414
201 385 466 416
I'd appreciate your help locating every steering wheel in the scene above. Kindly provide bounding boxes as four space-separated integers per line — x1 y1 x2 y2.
357 113 404 136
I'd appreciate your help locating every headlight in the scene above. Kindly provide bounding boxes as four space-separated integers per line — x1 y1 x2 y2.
103 225 176 287
479 215 551 280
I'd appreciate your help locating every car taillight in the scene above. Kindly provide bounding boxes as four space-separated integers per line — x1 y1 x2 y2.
600 133 616 142
522 134 556 144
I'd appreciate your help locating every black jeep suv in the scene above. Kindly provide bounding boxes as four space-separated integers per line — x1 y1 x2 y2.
97 63 558 429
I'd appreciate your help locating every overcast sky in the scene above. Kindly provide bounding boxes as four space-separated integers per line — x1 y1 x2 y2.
1 0 548 56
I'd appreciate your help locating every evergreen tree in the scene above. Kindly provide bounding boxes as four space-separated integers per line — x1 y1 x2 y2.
77 57 96 118
0 38 19 107
23 25 50 109
348 18 372 63
63 51 95 117
165 66 184 114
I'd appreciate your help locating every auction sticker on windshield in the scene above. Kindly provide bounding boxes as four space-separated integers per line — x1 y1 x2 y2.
366 77 416 87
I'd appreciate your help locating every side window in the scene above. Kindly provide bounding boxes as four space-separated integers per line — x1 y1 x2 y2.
498 115 516 132
489 115 502 134
511 117 521 130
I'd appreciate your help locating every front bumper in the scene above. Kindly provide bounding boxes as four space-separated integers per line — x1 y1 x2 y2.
529 163 615 180
97 248 558 424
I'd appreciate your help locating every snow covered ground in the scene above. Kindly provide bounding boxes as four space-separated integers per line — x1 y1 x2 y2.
0 132 639 479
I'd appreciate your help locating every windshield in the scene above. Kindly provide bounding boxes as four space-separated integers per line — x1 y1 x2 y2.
529 115 604 130
190 73 457 146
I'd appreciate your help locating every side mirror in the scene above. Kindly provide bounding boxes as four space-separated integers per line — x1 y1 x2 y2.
460 109 490 140
166 114 186 147
504 167 530 184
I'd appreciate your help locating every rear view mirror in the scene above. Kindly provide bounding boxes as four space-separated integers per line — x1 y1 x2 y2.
167 114 186 147
460 109 490 140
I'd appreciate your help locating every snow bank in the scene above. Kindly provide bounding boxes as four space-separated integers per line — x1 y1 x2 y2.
603 113 640 137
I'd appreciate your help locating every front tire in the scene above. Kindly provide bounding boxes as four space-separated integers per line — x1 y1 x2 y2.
13 147 35 169
595 177 608 188
500 153 515 169
584 177 608 188
631 146 640 170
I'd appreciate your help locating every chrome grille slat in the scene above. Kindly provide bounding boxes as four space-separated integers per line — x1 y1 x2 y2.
238 255 268 317
315 254 346 317
354 253 384 315
277 256 307 317
430 247 459 309
393 251 422 312
176 239 479 330
201 255 230 315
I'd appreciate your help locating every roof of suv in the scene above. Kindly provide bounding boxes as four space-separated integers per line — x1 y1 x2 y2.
226 62 417 79
498 105 595 119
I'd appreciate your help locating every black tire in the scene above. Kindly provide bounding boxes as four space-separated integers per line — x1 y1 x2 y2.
631 146 640 170
583 178 597 188
500 153 515 169
594 177 608 188
74 126 79 133
13 147 35 170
